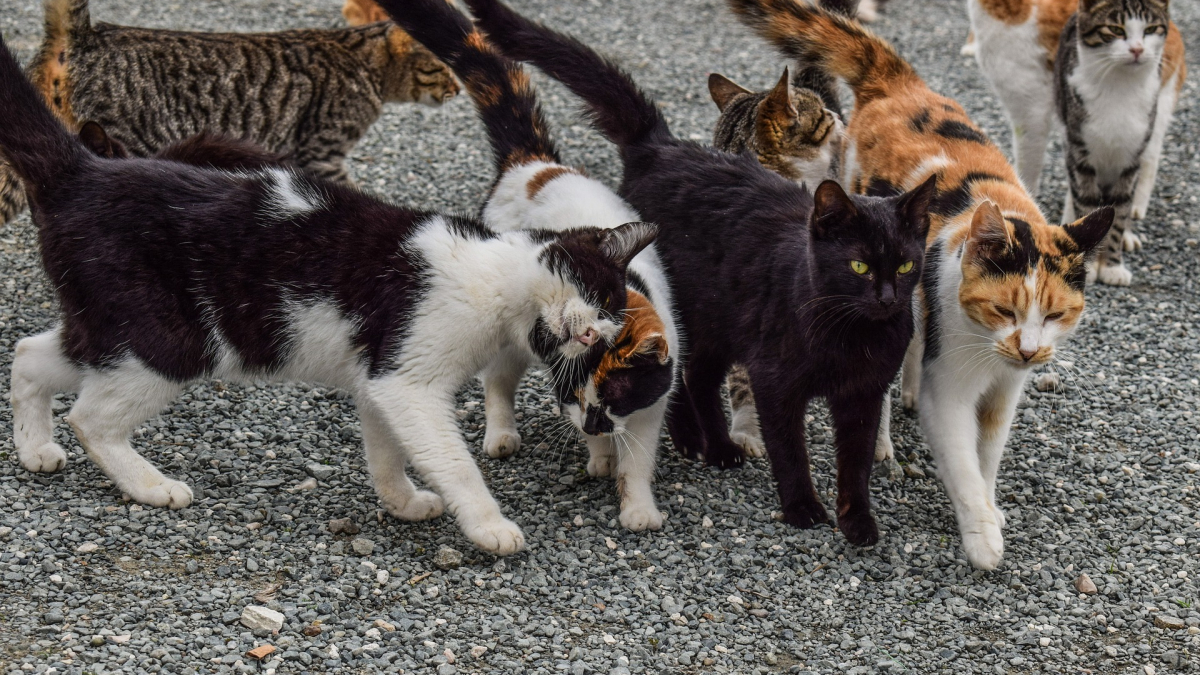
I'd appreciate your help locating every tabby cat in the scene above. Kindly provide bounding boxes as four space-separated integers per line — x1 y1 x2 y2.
730 0 1113 569
0 0 460 224
0 34 656 555
466 0 941 548
377 0 678 531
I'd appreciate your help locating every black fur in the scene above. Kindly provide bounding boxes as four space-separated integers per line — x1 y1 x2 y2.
465 0 937 546
933 120 989 145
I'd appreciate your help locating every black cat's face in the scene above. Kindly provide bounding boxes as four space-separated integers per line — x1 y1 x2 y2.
808 178 935 322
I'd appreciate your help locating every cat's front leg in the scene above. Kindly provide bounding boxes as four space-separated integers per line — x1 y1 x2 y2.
754 386 830 529
829 391 884 546
358 399 444 522
976 376 1024 531
874 392 894 462
480 348 529 458
899 320 923 410
611 403 664 532
666 368 706 460
685 357 744 469
726 365 765 458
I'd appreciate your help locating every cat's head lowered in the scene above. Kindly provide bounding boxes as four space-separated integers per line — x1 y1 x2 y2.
709 68 843 186
563 290 672 437
806 177 936 324
1077 0 1170 67
958 202 1112 367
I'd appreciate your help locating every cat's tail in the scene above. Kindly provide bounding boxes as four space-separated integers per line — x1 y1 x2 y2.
462 0 671 151
0 39 86 200
45 0 92 42
372 0 559 170
727 0 919 105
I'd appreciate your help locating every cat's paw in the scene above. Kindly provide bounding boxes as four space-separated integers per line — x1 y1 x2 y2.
19 442 67 473
703 440 745 470
782 500 832 529
483 428 521 459
992 504 1007 530
127 477 193 510
383 489 444 522
961 521 1005 570
463 516 525 556
1123 230 1143 251
838 509 880 547
587 453 614 478
1034 372 1063 393
730 429 766 459
900 388 919 411
874 433 895 462
619 501 664 532
1096 263 1132 286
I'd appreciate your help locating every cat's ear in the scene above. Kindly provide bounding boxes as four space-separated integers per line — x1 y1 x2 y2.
634 333 670 364
760 67 798 123
811 179 858 239
78 121 128 159
1062 206 1114 254
600 222 659 269
896 174 937 239
708 73 752 112
965 201 1011 260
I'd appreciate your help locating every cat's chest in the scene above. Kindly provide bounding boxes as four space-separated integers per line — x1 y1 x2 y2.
1069 67 1158 182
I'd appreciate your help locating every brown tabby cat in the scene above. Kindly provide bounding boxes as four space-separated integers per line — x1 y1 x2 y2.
0 0 459 224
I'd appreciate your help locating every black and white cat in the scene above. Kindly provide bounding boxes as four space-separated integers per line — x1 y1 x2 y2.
0 37 655 555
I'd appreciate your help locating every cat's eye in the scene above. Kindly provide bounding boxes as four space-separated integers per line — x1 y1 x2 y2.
993 305 1016 320
1145 25 1163 35
897 261 914 274
1044 312 1064 322
850 260 869 275
1108 25 1126 38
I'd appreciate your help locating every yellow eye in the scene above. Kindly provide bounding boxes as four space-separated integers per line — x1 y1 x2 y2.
850 260 869 275
897 260 914 274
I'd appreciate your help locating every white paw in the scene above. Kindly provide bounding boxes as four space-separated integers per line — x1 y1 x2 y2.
1130 202 1147 220
900 388 919 411
856 0 879 22
960 42 977 57
483 428 521 459
874 433 894 462
619 502 664 532
19 442 67 473
731 429 766 458
961 520 1005 570
992 504 1007 530
1096 263 1132 286
1122 230 1142 251
382 489 444 522
464 516 525 555
587 453 614 478
128 478 193 510
1034 372 1062 393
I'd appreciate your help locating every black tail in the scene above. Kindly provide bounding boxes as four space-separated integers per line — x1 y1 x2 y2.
372 0 559 170
462 0 670 150
0 39 83 200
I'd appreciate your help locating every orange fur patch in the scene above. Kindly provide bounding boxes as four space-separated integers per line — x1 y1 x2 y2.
525 166 578 199
978 0 1032 24
342 0 390 26
592 290 669 388
1163 22 1187 91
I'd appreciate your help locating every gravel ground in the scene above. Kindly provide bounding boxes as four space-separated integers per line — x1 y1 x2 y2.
1 0 1199 673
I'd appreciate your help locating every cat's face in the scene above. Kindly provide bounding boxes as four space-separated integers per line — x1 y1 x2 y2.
959 203 1113 367
563 290 673 436
808 178 935 323
1078 0 1170 68
385 28 461 105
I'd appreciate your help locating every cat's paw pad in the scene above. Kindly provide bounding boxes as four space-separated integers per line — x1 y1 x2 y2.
874 434 895 462
900 389 919 411
730 429 766 458
1096 263 1132 286
1034 372 1063 392
838 509 880 547
782 500 832 529
961 521 1005 570
129 477 193 510
587 453 614 478
483 428 521 459
703 440 745 470
19 442 67 473
1122 231 1143 251
383 489 444 522
619 502 664 532
464 517 525 556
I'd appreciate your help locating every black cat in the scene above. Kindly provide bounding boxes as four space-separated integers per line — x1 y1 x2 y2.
463 0 936 545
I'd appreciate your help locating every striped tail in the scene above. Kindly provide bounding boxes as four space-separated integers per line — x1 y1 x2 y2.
727 0 919 105
462 0 670 151
372 0 559 171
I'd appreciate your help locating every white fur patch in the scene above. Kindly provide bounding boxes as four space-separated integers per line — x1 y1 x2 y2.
263 168 325 219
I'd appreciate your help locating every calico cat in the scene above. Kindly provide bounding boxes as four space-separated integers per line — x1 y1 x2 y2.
465 0 939 547
0 37 656 555
375 0 677 531
0 0 460 225
1054 0 1185 286
730 0 1113 569
968 0 1185 233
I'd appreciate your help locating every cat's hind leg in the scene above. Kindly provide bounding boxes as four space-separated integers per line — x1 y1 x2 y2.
480 348 528 459
11 329 83 473
65 360 191 509
666 368 706 460
358 400 444 521
1131 81 1178 221
686 357 744 469
726 365 765 458
612 403 664 531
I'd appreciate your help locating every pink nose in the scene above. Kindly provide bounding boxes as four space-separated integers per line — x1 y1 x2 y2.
1130 45 1144 59
1019 348 1037 361
576 328 598 346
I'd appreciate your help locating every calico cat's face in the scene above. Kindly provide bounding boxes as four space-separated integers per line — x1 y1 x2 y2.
1078 0 1170 67
959 202 1113 367
564 290 673 436
807 178 935 322
709 68 843 185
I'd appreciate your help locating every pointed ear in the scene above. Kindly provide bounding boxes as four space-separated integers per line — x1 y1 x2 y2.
708 72 752 112
896 174 937 239
1062 205 1114 254
759 67 798 123
78 121 126 159
965 201 1011 260
634 333 670 364
600 222 658 269
811 179 857 240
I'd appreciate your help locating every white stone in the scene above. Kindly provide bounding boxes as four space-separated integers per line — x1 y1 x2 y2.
241 606 285 632
76 542 99 554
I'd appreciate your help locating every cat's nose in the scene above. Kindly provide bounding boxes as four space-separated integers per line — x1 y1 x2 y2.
576 328 598 346
878 283 896 307
1019 348 1038 361
1130 45 1144 59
